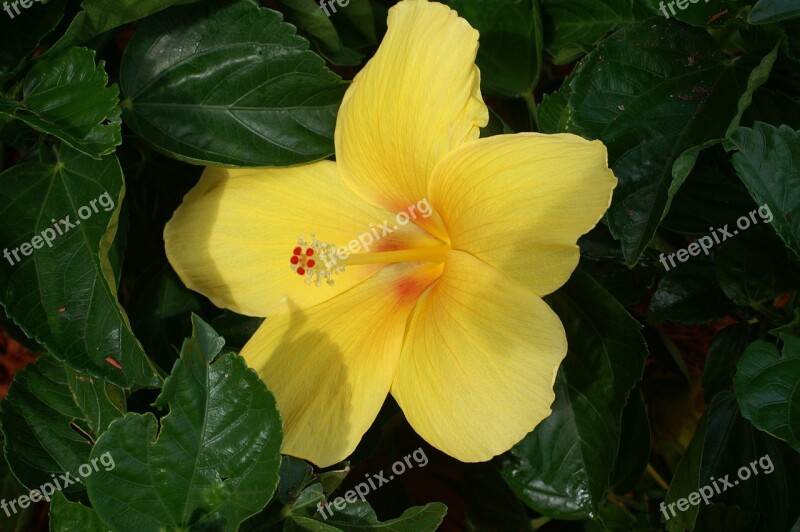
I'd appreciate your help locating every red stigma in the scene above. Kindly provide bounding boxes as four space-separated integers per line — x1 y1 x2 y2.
293 247 302 255
297 267 306 276
306 249 314 256
290 256 300 265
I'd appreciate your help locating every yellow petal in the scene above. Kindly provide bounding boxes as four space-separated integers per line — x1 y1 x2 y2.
242 261 442 467
335 0 488 237
164 161 435 316
391 250 567 462
428 133 617 296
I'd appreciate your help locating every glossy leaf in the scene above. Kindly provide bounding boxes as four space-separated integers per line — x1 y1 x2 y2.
734 334 800 452
0 48 121 158
725 122 800 258
85 316 283 530
0 145 159 388
120 0 347 167
0 355 124 499
501 269 647 519
569 21 778 264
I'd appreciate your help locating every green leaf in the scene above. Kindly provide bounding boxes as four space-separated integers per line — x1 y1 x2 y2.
0 145 159 388
663 392 800 531
0 355 124 500
120 0 347 167
278 0 342 53
569 21 778 265
741 89 800 129
734 334 800 452
641 0 750 26
48 491 109 532
724 122 800 259
287 483 447 531
610 389 651 494
661 152 757 235
716 227 798 306
537 88 571 134
51 0 200 51
501 269 647 519
0 48 121 158
647 262 733 324
0 0 68 83
540 0 635 65
749 0 800 24
703 324 759 403
448 0 543 98
85 315 283 530
1 433 42 529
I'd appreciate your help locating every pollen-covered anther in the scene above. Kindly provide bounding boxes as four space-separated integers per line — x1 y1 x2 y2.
289 235 345 287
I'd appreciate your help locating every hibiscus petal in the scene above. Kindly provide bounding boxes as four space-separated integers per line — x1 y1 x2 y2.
165 161 435 316
242 261 442 467
428 133 617 296
335 0 488 237
391 250 567 462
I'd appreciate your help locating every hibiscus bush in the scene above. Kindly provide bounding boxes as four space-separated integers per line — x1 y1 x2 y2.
1 0 799 530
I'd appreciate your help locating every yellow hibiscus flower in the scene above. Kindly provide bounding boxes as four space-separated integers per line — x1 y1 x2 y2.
164 0 617 467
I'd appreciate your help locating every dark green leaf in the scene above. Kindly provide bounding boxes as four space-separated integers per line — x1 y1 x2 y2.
663 392 800 531
569 21 778 264
278 0 342 53
734 334 800 452
610 389 651 494
0 0 68 83
501 269 647 519
1 427 43 529
749 0 800 24
288 483 447 531
120 0 347 167
540 0 635 65
48 491 109 531
716 227 798 306
51 0 200 51
661 152 756 235
741 89 800 129
703 324 759 403
647 262 733 324
448 0 543 98
537 88 571 134
85 315 283 530
725 122 800 258
0 48 121 158
0 145 160 388
0 355 124 500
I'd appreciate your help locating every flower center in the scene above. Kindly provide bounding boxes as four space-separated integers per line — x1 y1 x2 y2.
289 234 449 287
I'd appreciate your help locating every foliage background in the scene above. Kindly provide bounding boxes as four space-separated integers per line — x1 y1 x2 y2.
0 0 799 530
